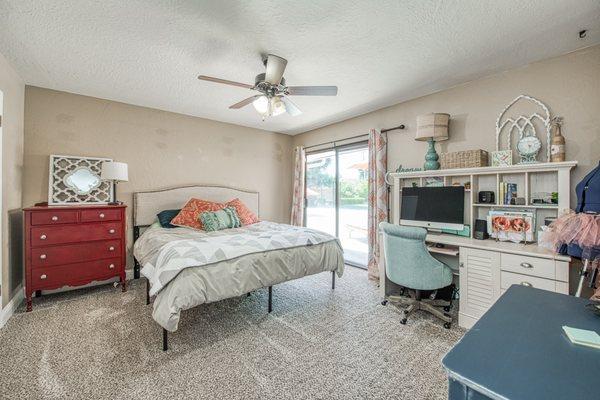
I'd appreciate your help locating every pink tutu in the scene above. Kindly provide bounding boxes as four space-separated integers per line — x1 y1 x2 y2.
541 211 600 260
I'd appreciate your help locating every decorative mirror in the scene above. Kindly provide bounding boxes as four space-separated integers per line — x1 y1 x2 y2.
48 155 113 204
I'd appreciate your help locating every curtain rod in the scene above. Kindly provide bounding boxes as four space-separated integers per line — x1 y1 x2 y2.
303 124 405 151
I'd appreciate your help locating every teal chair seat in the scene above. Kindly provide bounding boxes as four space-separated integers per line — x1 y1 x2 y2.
379 222 454 327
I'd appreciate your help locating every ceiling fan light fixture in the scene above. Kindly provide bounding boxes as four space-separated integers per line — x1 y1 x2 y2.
252 95 269 114
270 96 286 116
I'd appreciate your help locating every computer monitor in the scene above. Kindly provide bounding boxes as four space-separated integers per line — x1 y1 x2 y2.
400 186 465 231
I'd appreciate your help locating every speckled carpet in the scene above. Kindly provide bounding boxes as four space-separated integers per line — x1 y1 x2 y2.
0 267 464 400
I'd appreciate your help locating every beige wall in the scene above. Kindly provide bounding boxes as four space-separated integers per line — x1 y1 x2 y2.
24 87 293 270
293 45 600 206
0 52 25 307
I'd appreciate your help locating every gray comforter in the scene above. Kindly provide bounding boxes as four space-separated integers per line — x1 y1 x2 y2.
133 222 344 331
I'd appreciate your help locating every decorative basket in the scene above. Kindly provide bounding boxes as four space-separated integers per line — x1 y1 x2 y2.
440 149 489 169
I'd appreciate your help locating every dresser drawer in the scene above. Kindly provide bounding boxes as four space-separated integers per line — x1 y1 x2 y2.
31 222 122 247
31 240 122 267
32 258 122 288
31 210 79 225
500 253 556 280
501 271 557 292
80 209 121 222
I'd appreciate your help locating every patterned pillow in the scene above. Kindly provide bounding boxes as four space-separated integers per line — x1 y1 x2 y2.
200 206 241 232
170 198 225 230
226 198 259 225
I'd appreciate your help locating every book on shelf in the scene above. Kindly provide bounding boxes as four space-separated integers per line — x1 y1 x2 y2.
500 182 518 205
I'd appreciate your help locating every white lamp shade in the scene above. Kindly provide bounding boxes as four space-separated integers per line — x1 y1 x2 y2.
101 161 128 182
415 113 450 141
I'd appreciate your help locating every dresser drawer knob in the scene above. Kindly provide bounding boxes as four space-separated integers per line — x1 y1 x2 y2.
520 262 533 269
40 234 47 240
109 229 115 234
99 213 105 219
521 281 533 287
40 254 47 260
40 274 47 280
109 246 115 251
51 216 58 221
109 263 115 269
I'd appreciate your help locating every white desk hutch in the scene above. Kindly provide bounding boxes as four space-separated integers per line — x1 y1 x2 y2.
380 161 577 329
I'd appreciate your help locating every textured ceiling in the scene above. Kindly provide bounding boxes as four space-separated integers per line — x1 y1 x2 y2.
0 1 599 135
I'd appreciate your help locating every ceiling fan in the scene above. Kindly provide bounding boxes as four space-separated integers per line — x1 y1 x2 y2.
198 54 338 119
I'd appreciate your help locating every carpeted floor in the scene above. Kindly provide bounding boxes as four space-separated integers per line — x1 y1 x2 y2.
0 266 464 400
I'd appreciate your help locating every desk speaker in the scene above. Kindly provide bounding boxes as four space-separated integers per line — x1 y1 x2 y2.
478 191 495 204
474 219 489 240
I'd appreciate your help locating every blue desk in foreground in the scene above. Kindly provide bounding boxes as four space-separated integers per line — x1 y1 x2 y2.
442 285 600 400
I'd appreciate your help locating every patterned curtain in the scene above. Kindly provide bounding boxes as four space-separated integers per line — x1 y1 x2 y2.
290 146 306 226
367 129 388 281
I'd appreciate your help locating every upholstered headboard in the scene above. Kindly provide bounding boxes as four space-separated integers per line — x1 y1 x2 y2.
132 184 260 227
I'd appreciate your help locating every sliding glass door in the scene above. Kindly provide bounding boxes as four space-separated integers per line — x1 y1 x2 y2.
305 143 369 267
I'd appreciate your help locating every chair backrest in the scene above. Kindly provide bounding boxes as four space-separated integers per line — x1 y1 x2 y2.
379 222 453 291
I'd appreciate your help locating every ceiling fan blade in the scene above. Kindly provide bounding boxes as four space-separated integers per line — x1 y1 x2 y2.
198 75 254 89
264 54 287 85
287 86 338 96
281 96 302 116
229 95 261 109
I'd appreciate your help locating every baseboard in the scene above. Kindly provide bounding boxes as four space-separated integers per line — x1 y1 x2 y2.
0 284 24 329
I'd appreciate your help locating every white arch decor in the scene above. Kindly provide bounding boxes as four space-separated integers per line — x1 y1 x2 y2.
495 95 552 163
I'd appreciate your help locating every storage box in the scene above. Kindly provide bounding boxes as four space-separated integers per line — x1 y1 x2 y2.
440 149 488 169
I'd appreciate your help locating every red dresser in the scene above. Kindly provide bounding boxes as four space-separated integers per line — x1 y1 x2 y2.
23 205 127 311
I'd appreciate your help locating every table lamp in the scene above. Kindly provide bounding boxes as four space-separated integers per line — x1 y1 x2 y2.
101 161 128 205
415 113 449 170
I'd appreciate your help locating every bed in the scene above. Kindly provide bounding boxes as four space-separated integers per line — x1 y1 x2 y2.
132 185 345 350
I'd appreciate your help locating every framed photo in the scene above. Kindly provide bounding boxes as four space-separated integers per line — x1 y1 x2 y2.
48 154 113 204
487 211 534 243
491 150 513 167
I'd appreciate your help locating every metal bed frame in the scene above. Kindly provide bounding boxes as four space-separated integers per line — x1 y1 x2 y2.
132 184 337 351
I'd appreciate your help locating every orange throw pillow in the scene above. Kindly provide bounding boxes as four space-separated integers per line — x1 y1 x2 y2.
227 198 259 226
171 198 225 230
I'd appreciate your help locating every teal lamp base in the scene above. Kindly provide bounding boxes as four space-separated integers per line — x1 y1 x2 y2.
423 138 440 170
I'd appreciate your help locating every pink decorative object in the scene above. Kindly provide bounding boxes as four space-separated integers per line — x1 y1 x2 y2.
542 211 600 260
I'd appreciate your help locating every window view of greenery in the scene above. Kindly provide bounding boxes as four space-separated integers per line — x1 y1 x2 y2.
305 146 368 267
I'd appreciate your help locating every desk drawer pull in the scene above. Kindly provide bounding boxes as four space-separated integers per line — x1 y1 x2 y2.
520 262 533 269
40 274 47 280
109 246 115 251
459 262 464 268
520 281 533 287
40 234 47 240
39 254 47 260
109 229 115 234
99 213 105 219
51 216 58 221
109 263 115 269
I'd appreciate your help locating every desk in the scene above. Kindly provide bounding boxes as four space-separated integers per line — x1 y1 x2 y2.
442 285 600 400
379 232 571 328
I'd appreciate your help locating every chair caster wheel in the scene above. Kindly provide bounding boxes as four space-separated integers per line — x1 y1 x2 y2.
400 318 407 325
444 306 451 312
443 322 452 329
381 300 388 306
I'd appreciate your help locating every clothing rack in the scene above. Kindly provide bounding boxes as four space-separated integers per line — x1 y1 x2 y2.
303 124 405 151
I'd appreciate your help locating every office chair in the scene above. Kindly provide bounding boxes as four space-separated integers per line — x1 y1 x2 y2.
379 222 454 328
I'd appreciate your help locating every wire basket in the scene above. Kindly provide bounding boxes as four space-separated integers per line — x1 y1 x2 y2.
440 149 488 169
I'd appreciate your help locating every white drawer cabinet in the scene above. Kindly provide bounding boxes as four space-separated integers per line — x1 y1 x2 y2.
458 247 569 329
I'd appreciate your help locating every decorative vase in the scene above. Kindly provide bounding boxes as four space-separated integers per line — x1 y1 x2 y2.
550 117 566 162
424 138 440 170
